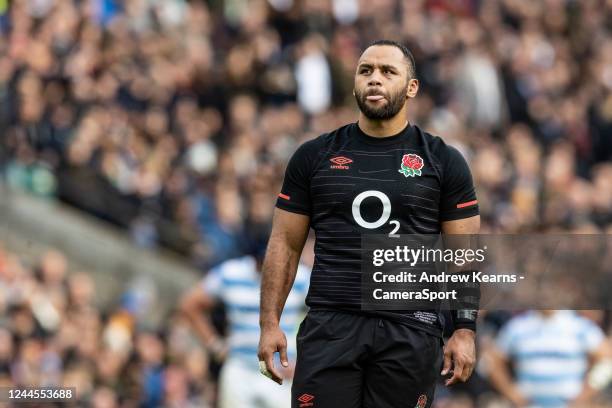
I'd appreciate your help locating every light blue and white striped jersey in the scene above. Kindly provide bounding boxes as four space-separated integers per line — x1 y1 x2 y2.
201 256 310 367
496 311 604 408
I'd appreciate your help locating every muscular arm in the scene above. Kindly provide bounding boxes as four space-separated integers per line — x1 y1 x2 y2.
179 286 226 360
441 214 480 234
440 215 480 385
260 208 310 328
441 214 480 312
571 338 612 406
258 208 310 384
487 345 528 406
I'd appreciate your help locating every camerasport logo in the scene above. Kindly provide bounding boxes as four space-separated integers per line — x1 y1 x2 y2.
330 156 353 170
297 393 315 407
398 154 424 177
414 394 427 408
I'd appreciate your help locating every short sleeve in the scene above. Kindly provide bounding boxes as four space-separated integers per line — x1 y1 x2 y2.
201 265 224 299
580 319 605 353
276 138 321 216
439 146 479 221
496 320 517 357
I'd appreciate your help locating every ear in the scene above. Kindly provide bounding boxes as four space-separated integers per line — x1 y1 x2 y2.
352 89 356 97
407 78 419 98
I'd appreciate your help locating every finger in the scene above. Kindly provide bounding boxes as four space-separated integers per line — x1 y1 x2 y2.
279 342 289 367
445 358 464 386
441 348 452 375
461 359 475 382
258 360 280 384
263 350 283 385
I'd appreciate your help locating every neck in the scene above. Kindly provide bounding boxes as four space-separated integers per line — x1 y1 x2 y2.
357 111 409 137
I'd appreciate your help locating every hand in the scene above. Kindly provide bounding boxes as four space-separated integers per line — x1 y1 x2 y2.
507 388 529 407
257 325 289 385
441 328 476 386
207 338 228 363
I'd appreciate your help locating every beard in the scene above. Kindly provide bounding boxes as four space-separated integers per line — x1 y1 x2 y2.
354 83 408 120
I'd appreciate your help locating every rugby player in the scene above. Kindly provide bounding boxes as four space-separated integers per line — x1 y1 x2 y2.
181 235 310 408
258 39 480 408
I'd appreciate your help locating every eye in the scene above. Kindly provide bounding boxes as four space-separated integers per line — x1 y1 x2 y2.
360 68 371 74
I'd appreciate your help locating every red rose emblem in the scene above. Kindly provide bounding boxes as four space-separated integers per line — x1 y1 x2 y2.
399 154 424 177
402 154 424 170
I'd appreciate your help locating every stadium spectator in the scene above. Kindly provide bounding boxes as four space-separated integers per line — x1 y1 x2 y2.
0 244 216 407
1 0 610 271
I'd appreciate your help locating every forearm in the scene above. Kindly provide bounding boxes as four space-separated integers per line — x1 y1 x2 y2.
574 351 612 404
186 311 220 346
488 358 523 400
490 373 522 400
259 235 301 329
442 217 481 332
180 290 221 348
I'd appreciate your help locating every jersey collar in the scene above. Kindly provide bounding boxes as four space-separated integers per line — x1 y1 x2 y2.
353 121 414 145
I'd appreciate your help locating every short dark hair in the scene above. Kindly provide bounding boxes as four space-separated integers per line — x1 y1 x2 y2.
365 39 417 79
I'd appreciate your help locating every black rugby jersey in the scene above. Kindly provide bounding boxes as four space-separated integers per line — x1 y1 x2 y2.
276 122 479 336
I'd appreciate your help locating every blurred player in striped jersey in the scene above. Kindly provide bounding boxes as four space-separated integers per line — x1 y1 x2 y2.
488 310 610 407
181 235 311 408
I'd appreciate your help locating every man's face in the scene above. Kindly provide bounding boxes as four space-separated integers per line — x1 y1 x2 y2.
353 45 412 120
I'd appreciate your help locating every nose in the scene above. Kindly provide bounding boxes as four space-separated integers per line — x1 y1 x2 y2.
367 70 383 87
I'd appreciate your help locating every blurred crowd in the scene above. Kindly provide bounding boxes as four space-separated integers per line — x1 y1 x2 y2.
1 0 612 406
1 0 611 268
0 244 216 407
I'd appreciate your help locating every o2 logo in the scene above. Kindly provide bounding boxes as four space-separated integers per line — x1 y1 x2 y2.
351 190 400 236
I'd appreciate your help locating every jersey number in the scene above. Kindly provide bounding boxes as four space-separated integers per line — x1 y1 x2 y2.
352 190 400 236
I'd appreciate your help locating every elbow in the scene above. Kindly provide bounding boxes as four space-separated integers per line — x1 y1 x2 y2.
179 291 198 319
179 288 214 321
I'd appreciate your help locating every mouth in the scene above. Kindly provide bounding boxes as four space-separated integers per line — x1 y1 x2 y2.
363 89 387 102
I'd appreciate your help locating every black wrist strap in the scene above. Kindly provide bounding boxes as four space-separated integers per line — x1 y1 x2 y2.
451 309 478 332
449 271 480 332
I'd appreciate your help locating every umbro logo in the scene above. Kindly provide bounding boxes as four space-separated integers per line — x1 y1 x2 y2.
298 393 315 407
330 156 352 170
